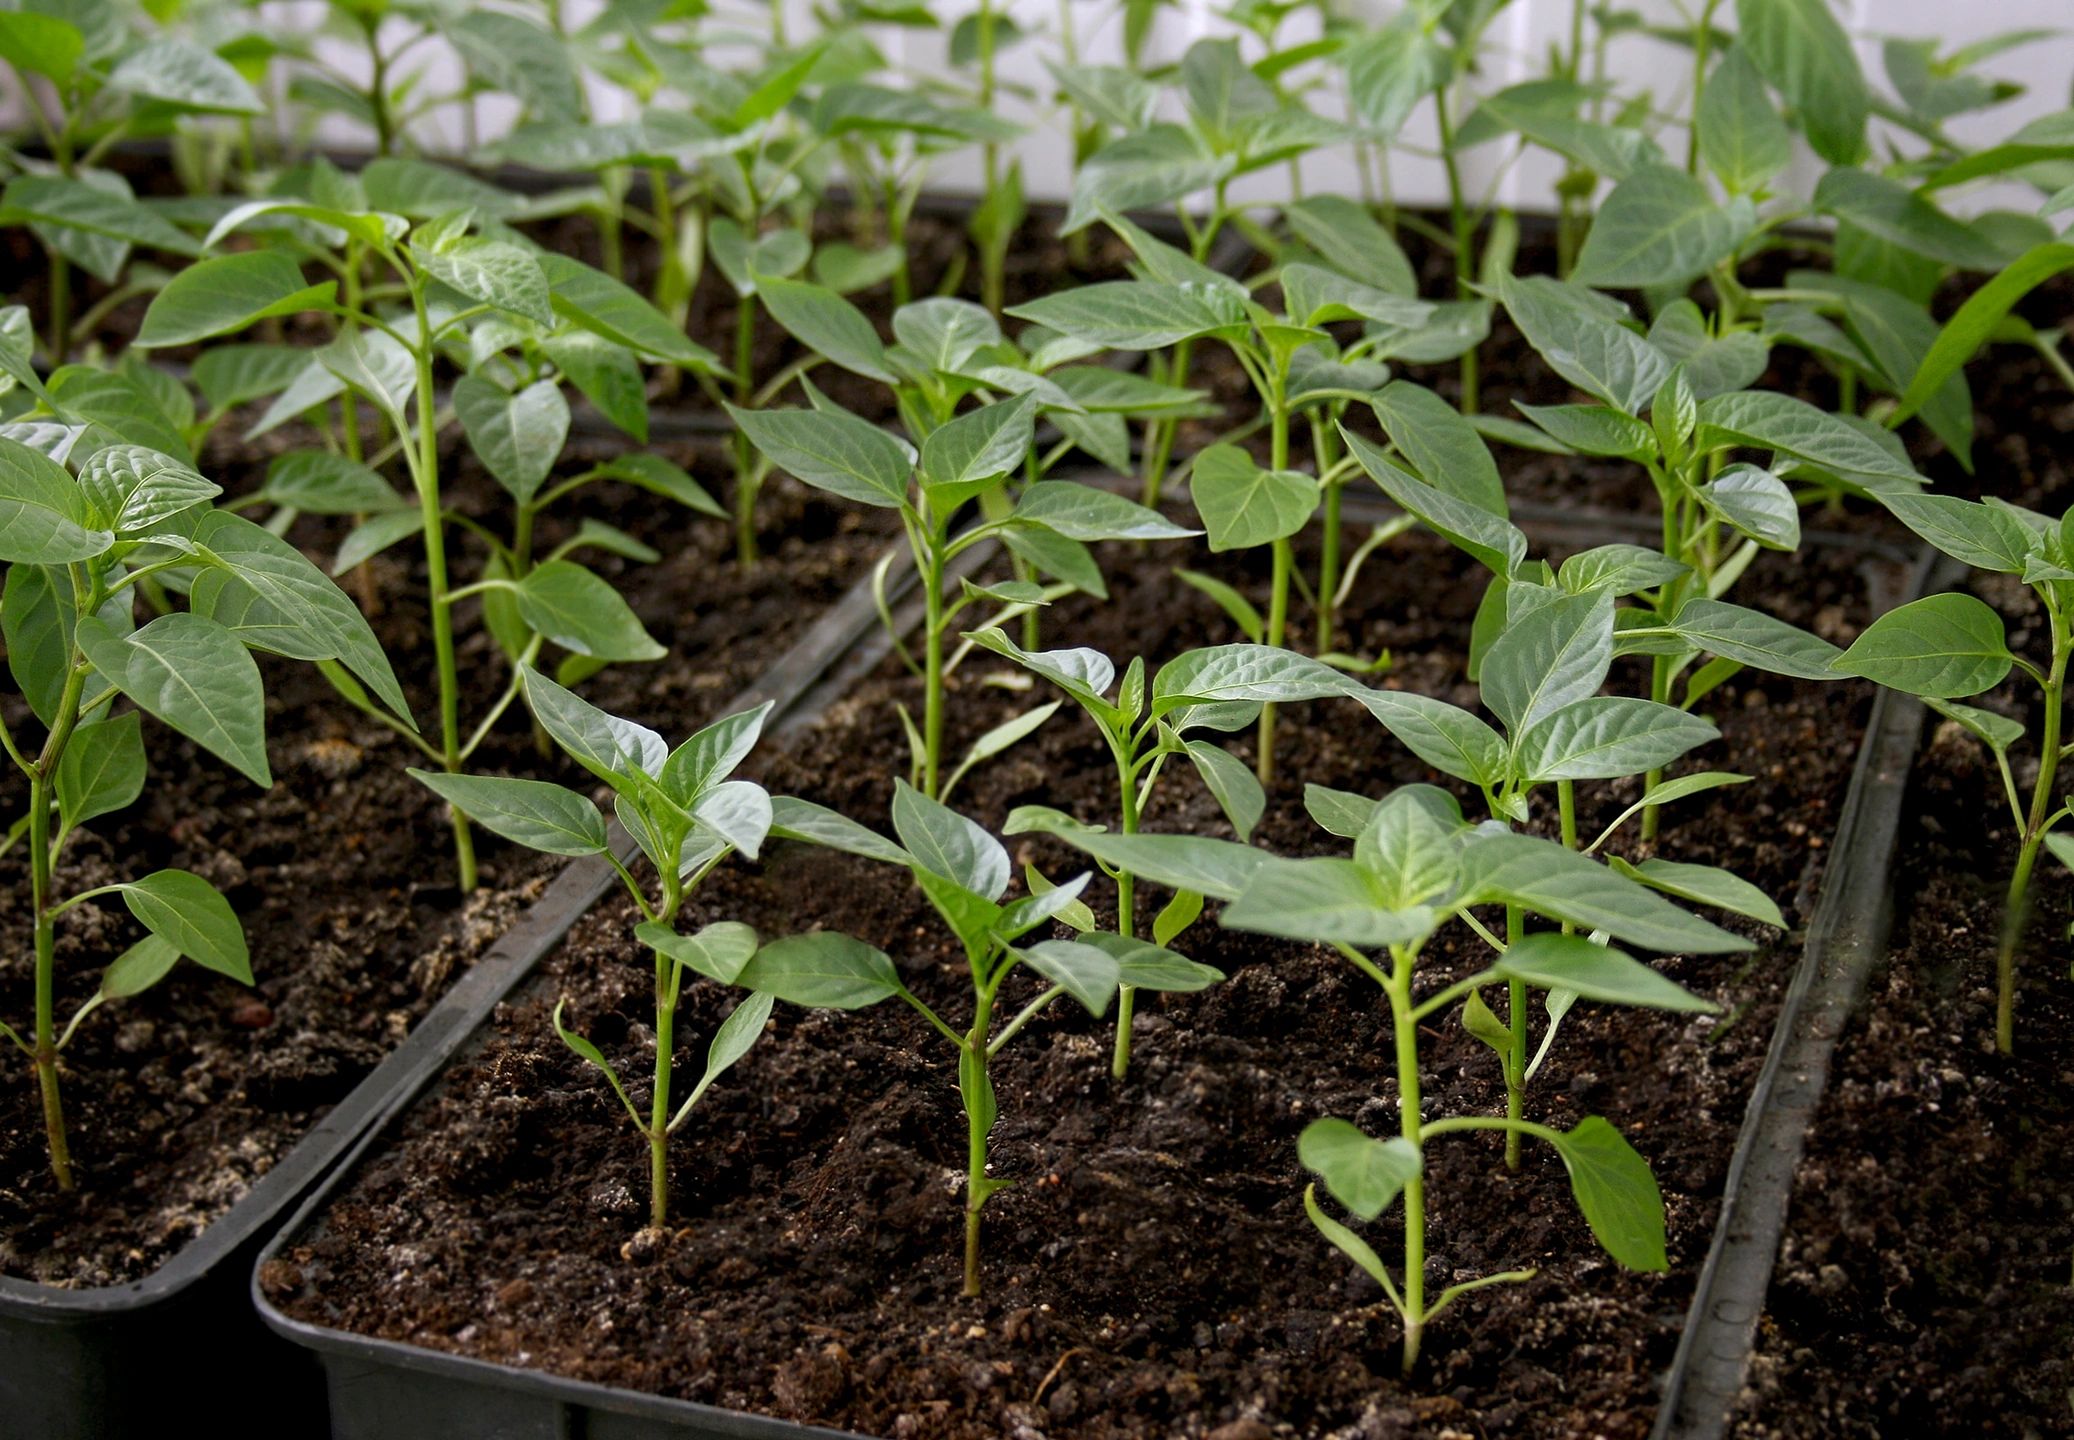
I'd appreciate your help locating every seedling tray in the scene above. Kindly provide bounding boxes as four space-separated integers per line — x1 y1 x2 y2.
1650 552 1944 1440
0 541 921 1440
251 524 1929 1440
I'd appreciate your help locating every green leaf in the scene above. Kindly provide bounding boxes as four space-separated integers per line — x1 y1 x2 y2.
136 251 336 348
258 451 406 516
1462 986 1514 1057
408 770 608 856
1495 932 1716 1012
454 376 569 504
537 253 717 370
1611 856 1784 928
661 701 773 805
1340 428 1526 576
892 779 1009 900
1044 830 1266 901
1545 1116 1668 1271
919 393 1038 498
1299 1118 1421 1222
0 11 82 82
1461 832 1751 954
109 38 263 113
589 454 724 519
1648 303 1771 399
1517 697 1719 782
514 560 665 662
682 990 774 1115
1304 1184 1397 1292
1658 598 1844 680
77 613 269 787
1559 545 1690 598
0 435 112 563
1701 464 1800 550
768 795 911 866
1014 481 1199 542
1830 592 2012 698
0 175 198 274
728 404 913 509
738 932 905 1009
1077 930 1221 991
99 935 182 1001
1813 169 2001 272
1152 644 1354 714
1491 273 1669 415
893 297 1003 373
1284 195 1417 296
638 920 761 986
1347 689 1506 786
1188 444 1320 551
112 869 250 983
1572 164 1755 289
1174 568 1265 643
1017 939 1121 1017
1063 125 1230 234
1480 589 1614 736
1006 280 1249 350
1369 380 1505 515
543 332 648 442
1896 243 2074 424
1697 48 1794 194
418 238 554 326
1515 403 1656 461
964 629 1118 712
1183 737 1266 841
756 274 896 383
56 712 145 829
1735 0 1867 165
1224 856 1431 947
1152 889 1205 948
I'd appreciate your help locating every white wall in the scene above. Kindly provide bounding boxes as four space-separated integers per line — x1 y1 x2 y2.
13 0 2074 212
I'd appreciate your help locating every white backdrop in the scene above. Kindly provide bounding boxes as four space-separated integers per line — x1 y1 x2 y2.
12 0 2074 212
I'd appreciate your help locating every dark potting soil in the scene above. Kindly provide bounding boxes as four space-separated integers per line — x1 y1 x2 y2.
266 526 1905 1439
1733 568 2074 1440
0 420 898 1287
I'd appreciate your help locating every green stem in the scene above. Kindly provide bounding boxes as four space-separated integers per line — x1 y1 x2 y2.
1998 618 2067 1052
45 250 68 369
1387 949 1426 1375
650 944 675 1229
30 771 71 1192
1315 414 1343 653
963 985 997 1297
409 281 473 890
1258 391 1293 785
923 541 946 797
1503 905 1525 1172
1110 743 1141 1080
733 293 760 567
1434 95 1478 415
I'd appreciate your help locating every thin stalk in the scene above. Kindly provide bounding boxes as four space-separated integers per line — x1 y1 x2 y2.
1641 491 1687 843
923 540 946 797
963 984 997 1297
30 772 70 1191
1109 740 1141 1080
649 941 675 1228
733 292 760 566
1433 95 1478 415
976 0 1003 316
1140 340 1194 507
1503 905 1525 1172
1257 388 1293 785
408 281 474 890
1386 949 1426 1375
1997 614 2067 1052
1314 414 1343 652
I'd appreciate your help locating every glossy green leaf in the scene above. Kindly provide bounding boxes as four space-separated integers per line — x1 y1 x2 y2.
1300 1118 1421 1222
1494 932 1716 1012
1830 592 2012 698
113 869 250 983
514 560 665 662
738 931 905 1009
729 404 913 509
136 251 336 348
76 612 269 786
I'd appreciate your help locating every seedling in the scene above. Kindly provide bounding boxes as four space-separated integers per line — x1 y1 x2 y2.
969 631 1352 1075
412 672 783 1229
1833 489 2074 1052
1043 785 1743 1372
740 782 1218 1294
135 192 712 887
730 390 1194 796
0 407 406 1190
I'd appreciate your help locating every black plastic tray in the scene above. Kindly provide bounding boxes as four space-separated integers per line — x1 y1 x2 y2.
0 537 919 1440
250 523 1929 1440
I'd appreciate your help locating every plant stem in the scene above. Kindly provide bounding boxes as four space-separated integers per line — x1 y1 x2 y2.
1257 388 1293 785
1503 905 1525 1172
733 293 760 567
1386 948 1426 1375
923 542 946 797
976 0 1003 316
45 251 69 369
1140 340 1195 507
29 772 71 1191
649 945 675 1229
409 282 474 890
1998 615 2067 1052
1314 413 1343 652
1434 94 1478 415
1109 741 1141 1080
963 985 997 1297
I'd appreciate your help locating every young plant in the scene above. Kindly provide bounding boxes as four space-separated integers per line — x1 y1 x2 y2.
135 193 713 887
1009 221 1434 781
410 672 783 1230
1831 490 2074 1053
729 389 1194 797
1052 36 1349 500
0 401 406 1189
738 781 1218 1294
0 13 263 364
967 631 1352 1076
1043 785 1744 1371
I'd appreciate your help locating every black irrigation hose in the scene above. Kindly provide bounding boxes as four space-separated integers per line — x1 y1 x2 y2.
1650 548 1945 1440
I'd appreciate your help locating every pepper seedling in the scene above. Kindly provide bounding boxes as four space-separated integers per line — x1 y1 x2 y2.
1832 488 2074 1053
967 630 1351 1076
1042 786 1742 1372
410 671 784 1230
739 781 1219 1295
730 390 1195 797
0 411 407 1190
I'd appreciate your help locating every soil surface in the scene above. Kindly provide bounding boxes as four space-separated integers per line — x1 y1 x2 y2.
0 421 895 1286
1733 568 2074 1440
267 522 1902 1439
